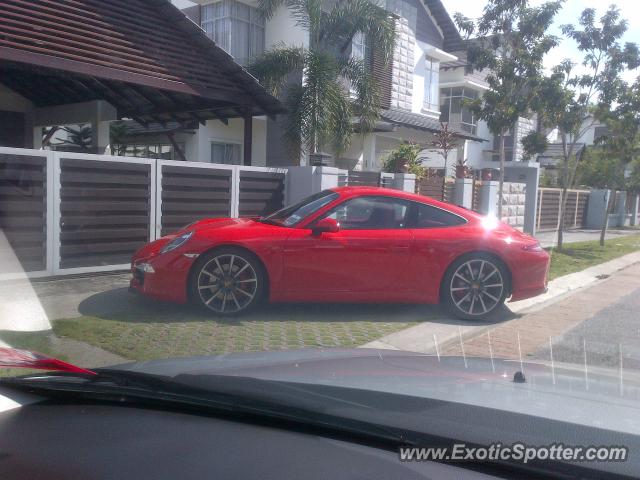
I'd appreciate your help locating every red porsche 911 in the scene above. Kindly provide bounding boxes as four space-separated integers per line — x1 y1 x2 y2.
130 187 549 320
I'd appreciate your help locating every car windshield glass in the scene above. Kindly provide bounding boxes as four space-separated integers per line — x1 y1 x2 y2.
261 190 338 226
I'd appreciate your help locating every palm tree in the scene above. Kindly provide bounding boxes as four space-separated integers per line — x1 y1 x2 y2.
50 125 93 152
250 0 396 162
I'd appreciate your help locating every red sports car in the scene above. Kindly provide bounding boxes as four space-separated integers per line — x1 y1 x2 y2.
130 187 549 320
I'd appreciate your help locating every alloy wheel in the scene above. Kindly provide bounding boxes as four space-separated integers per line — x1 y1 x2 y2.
197 254 258 314
449 259 504 316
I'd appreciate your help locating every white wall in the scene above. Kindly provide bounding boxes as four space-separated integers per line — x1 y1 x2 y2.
264 5 309 49
412 40 426 114
185 117 267 166
465 120 492 168
0 83 32 112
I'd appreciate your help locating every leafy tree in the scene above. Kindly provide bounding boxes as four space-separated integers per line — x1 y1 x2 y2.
428 122 458 178
534 6 639 249
594 79 640 245
575 147 625 190
50 125 93 152
110 122 129 156
454 0 563 218
250 0 395 162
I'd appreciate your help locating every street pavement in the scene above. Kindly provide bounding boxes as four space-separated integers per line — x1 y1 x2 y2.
530 270 640 371
444 263 640 372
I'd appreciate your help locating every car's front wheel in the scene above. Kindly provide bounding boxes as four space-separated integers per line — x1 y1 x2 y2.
441 254 509 320
190 248 265 315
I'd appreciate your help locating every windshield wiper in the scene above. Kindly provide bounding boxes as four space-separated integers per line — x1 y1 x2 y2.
257 217 285 226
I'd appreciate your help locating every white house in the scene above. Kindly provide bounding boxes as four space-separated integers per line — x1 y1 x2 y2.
537 116 610 182
145 0 485 170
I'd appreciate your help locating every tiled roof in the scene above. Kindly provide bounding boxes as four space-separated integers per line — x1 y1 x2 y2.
422 0 465 52
0 0 284 122
538 143 586 162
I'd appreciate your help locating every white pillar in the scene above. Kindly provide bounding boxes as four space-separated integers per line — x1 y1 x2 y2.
614 191 627 227
523 167 539 235
631 194 639 226
285 166 346 205
92 120 111 154
453 178 473 209
392 173 416 193
479 181 499 216
362 134 377 171
585 189 611 229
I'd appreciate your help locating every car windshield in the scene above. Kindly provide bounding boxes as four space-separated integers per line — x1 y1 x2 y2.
2 1 640 478
260 190 339 226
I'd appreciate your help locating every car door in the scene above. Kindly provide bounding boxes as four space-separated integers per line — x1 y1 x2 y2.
405 201 470 303
281 196 414 297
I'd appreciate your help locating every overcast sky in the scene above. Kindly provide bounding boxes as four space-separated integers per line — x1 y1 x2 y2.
172 0 640 81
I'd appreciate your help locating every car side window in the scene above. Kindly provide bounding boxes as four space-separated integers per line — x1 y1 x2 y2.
324 196 410 230
410 203 466 228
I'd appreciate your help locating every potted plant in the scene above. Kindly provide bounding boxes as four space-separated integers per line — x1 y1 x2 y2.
383 142 426 178
455 158 468 179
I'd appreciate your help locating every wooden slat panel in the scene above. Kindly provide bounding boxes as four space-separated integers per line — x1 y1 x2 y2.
346 170 381 187
238 170 285 217
61 171 149 185
0 153 47 272
416 177 445 201
162 165 232 177
160 164 232 235
370 34 393 109
59 157 151 269
162 176 231 189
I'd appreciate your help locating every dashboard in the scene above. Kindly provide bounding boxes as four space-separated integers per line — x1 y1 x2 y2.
0 398 501 480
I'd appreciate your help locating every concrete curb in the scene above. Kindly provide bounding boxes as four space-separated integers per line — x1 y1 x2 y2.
361 249 640 354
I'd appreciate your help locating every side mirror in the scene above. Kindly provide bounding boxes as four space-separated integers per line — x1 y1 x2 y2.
311 217 340 236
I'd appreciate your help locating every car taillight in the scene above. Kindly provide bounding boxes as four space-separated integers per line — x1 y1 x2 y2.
522 242 543 252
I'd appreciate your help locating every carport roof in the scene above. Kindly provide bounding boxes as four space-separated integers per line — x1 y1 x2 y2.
0 0 285 125
380 109 486 142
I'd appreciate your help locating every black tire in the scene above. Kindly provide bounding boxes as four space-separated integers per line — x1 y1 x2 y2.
189 247 266 316
441 253 510 321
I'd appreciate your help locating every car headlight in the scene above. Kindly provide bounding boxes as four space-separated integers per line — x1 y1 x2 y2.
159 231 193 254
522 242 544 252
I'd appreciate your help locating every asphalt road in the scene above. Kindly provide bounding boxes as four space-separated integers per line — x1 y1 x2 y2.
531 268 640 371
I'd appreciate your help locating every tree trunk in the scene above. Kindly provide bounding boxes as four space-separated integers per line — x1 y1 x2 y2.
600 189 615 247
557 158 569 252
497 133 506 219
556 134 571 252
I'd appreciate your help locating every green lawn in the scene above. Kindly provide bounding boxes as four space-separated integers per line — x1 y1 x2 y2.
46 300 424 362
547 234 640 280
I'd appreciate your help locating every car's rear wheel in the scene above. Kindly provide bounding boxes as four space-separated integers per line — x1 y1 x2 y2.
441 254 509 320
191 248 265 316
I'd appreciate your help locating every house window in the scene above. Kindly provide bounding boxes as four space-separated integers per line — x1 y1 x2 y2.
211 141 242 165
202 0 265 66
593 125 608 143
351 32 368 64
423 57 440 112
440 87 478 135
491 132 514 162
116 143 184 160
